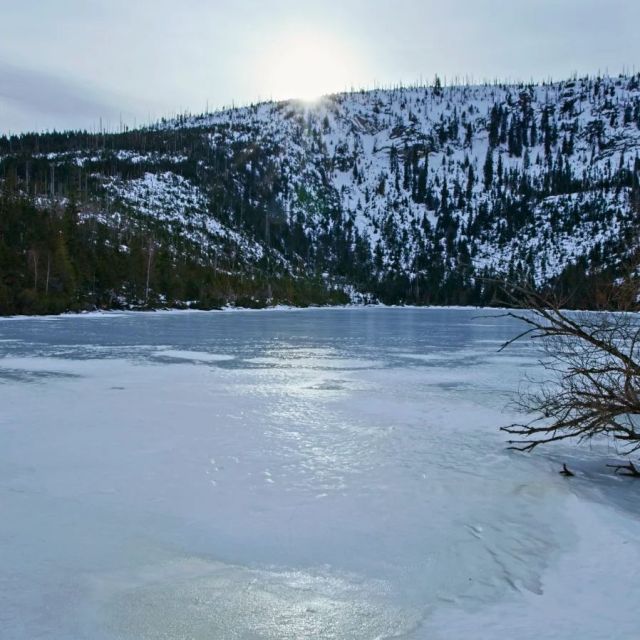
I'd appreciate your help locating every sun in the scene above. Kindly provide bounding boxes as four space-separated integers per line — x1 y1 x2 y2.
259 29 360 102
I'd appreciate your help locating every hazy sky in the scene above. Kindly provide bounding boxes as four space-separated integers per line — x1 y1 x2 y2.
1 0 638 134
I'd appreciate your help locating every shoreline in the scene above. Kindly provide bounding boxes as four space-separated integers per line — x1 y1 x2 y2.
0 303 489 321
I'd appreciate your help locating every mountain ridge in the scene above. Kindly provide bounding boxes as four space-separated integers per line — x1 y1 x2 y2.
1 73 639 313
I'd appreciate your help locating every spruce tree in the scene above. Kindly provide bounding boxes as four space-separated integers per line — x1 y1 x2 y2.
484 148 494 189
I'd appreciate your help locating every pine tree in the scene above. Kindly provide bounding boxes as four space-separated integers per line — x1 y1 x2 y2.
484 148 494 189
433 74 443 97
466 164 475 201
416 159 428 203
633 157 640 215
488 104 501 148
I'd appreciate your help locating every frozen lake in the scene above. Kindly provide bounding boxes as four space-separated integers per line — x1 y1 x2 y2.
1 308 639 639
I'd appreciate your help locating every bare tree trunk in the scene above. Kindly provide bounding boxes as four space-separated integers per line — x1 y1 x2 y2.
32 251 38 290
145 239 154 303
45 253 51 296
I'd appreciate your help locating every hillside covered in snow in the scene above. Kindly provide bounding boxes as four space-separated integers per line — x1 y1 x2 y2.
1 73 640 312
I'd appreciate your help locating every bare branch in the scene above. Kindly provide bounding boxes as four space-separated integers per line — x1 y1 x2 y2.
499 279 640 455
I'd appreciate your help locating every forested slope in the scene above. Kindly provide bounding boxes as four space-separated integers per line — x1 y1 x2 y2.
1 74 639 314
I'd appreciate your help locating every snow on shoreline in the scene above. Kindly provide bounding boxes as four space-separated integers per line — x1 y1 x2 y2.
0 303 488 321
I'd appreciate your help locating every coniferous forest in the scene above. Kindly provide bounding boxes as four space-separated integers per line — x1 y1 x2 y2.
1 74 640 315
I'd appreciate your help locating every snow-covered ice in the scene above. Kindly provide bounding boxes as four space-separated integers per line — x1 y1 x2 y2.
0 308 639 639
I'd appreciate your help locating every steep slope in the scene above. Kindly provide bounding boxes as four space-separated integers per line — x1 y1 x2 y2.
1 74 640 312
171 76 640 295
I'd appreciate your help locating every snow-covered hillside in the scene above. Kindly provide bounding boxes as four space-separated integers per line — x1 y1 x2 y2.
104 172 265 263
2 73 640 305
155 74 640 291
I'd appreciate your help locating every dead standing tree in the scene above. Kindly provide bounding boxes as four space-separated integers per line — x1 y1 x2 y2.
497 285 640 473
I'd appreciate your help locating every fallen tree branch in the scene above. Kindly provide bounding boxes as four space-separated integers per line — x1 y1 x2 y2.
606 462 640 477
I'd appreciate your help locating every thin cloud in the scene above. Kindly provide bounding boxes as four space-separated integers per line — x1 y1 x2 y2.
0 61 121 133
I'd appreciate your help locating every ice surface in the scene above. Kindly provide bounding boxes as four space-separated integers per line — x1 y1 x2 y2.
1 309 639 639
